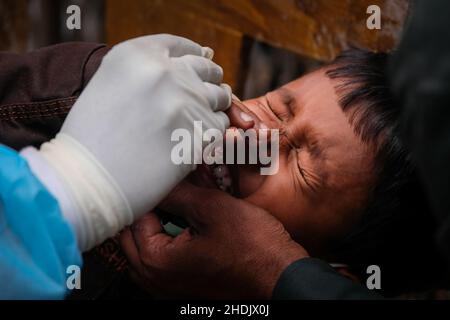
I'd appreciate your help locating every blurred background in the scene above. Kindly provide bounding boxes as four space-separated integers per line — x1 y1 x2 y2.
0 0 409 98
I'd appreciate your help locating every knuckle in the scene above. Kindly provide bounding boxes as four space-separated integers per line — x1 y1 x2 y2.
140 235 169 266
271 220 287 235
215 65 224 80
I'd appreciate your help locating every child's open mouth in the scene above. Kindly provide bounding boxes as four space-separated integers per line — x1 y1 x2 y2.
192 138 269 199
210 163 233 193
194 163 236 195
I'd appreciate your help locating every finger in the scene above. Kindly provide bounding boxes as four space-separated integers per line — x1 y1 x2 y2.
212 111 230 133
159 34 203 57
159 181 204 226
202 47 214 59
226 101 255 130
225 98 270 143
162 34 214 59
133 212 165 236
131 213 173 254
120 227 146 273
133 34 209 57
203 83 232 112
159 181 230 229
173 55 223 84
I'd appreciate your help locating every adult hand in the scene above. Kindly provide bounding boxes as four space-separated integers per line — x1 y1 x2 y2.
120 182 309 299
22 34 231 250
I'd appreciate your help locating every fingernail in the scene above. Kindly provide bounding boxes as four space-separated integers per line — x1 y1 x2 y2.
203 47 214 59
240 111 253 122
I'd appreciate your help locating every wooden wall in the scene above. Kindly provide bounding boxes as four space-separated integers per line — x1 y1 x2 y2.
0 0 29 52
106 0 409 93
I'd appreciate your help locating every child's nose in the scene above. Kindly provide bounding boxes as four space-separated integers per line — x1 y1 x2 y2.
226 97 262 130
225 97 277 144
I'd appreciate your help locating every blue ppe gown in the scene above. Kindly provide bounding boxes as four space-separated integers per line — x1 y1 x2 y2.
0 145 81 299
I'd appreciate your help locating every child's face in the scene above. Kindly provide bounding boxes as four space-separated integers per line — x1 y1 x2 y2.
226 68 377 254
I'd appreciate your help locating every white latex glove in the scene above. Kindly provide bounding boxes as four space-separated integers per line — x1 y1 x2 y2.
21 34 231 250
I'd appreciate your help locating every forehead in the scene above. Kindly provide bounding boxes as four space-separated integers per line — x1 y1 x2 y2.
280 68 341 116
279 69 355 146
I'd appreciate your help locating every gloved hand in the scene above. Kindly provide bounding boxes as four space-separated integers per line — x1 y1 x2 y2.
21 34 231 250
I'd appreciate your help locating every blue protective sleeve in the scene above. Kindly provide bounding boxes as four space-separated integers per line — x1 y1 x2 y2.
0 145 81 299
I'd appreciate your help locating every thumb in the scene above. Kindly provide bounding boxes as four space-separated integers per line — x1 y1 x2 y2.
159 181 227 231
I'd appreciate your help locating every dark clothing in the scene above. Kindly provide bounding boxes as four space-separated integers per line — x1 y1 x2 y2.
0 42 107 149
390 0 450 264
273 258 380 299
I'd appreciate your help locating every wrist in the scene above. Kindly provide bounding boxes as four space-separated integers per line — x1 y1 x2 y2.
257 242 309 299
20 146 82 238
22 133 132 251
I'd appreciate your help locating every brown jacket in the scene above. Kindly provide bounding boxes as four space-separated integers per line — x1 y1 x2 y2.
0 42 108 149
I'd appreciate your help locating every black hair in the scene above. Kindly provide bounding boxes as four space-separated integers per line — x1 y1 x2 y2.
326 49 446 296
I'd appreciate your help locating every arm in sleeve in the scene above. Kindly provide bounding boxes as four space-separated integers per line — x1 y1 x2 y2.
272 258 381 300
0 145 81 299
0 42 109 150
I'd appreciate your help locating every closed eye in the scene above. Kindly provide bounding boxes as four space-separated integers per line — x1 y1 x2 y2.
265 96 284 122
294 149 321 194
265 94 292 122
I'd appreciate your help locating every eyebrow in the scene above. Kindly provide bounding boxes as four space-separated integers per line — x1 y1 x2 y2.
276 88 326 159
277 88 297 115
305 129 325 161
301 125 328 188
